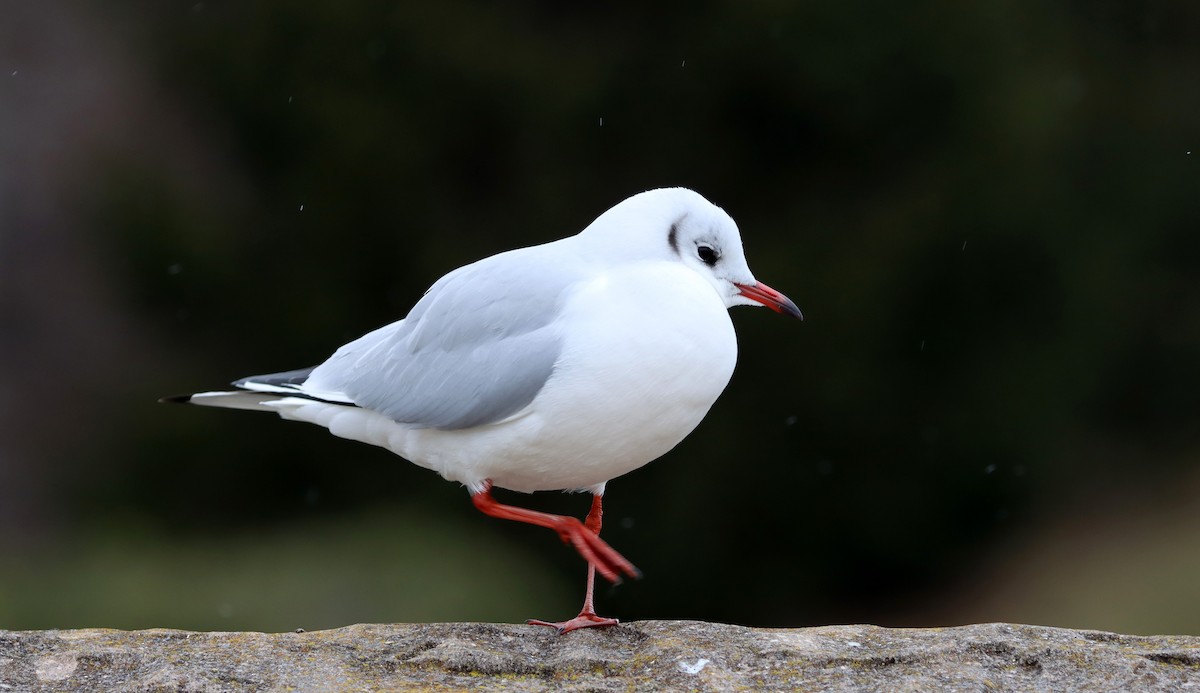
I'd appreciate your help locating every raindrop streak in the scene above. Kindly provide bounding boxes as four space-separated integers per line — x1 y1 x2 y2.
681 59 687 68
920 340 926 351
299 204 304 211
599 116 603 127
9 70 16 77
962 240 967 251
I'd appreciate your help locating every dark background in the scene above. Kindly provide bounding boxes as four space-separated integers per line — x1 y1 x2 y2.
3 1 1198 634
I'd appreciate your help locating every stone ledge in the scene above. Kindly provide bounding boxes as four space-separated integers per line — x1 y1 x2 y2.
2 620 1198 691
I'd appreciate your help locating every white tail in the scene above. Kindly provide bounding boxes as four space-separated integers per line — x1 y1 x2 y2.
162 390 287 412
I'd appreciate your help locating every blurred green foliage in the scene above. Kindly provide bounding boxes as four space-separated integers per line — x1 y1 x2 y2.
3 0 1198 633
0 506 571 631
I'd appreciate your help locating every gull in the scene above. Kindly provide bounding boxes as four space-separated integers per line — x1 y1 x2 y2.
164 187 802 633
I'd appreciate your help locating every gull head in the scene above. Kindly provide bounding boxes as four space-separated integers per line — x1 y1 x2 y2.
579 188 802 318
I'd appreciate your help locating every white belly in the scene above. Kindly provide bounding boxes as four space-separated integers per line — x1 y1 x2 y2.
275 262 738 494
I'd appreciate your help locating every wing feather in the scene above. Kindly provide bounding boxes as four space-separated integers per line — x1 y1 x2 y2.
304 245 583 430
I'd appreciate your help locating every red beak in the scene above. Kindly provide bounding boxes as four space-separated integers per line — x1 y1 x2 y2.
735 281 803 320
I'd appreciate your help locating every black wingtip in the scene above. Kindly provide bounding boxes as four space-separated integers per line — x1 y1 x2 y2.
158 393 194 404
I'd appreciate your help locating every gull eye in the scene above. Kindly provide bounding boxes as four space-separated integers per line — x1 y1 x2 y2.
697 244 719 266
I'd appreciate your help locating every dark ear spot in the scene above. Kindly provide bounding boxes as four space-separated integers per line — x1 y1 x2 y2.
667 213 688 253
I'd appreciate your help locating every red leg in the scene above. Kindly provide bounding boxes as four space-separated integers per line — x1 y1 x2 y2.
470 481 640 583
526 494 622 633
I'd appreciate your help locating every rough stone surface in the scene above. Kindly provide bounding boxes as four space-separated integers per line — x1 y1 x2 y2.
1 621 1197 691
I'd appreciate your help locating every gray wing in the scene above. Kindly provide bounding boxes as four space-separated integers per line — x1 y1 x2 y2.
305 245 581 430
